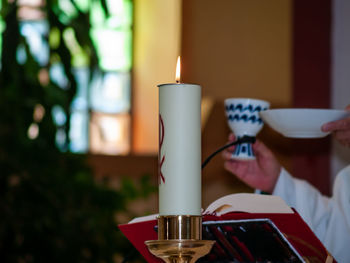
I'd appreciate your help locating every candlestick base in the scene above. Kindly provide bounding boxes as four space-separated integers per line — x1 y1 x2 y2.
145 215 214 263
145 239 215 263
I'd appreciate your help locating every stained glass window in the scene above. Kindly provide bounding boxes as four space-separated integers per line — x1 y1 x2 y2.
69 0 133 155
5 0 133 155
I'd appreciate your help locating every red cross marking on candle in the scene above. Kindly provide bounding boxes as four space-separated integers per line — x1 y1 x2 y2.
159 114 165 184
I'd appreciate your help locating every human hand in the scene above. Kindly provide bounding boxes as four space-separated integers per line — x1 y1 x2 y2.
222 133 281 193
321 105 350 147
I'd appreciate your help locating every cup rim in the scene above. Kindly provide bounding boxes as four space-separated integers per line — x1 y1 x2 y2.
225 97 270 104
224 98 270 106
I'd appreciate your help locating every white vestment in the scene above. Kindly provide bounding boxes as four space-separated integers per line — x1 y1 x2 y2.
273 165 350 262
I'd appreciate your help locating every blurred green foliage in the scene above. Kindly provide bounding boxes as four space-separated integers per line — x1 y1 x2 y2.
0 1 153 262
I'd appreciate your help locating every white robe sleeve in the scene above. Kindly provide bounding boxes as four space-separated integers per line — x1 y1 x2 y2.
272 165 350 262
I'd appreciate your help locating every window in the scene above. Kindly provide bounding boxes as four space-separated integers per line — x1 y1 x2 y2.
67 0 133 155
5 0 133 155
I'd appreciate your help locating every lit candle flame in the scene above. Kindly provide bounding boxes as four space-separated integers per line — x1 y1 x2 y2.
175 56 181 83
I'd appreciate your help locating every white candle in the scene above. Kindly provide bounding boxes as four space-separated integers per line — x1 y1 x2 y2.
158 58 201 216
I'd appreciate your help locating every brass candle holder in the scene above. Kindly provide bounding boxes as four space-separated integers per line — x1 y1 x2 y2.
145 215 215 263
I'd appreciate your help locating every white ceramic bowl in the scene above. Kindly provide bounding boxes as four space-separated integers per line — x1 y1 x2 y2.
260 108 350 138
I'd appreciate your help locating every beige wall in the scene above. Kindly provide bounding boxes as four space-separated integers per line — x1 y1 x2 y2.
132 0 182 154
182 0 292 105
182 0 293 206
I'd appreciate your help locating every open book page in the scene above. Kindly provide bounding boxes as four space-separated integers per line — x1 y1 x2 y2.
128 214 158 224
128 193 293 224
204 193 293 216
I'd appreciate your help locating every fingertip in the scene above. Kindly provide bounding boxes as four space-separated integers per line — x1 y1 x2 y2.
252 139 274 158
252 139 264 150
321 122 331 132
228 133 236 141
222 150 232 160
252 138 261 146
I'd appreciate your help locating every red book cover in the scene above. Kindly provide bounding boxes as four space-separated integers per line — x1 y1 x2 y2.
119 194 336 263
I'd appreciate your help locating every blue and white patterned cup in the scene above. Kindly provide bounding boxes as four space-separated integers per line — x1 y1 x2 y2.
224 98 270 160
